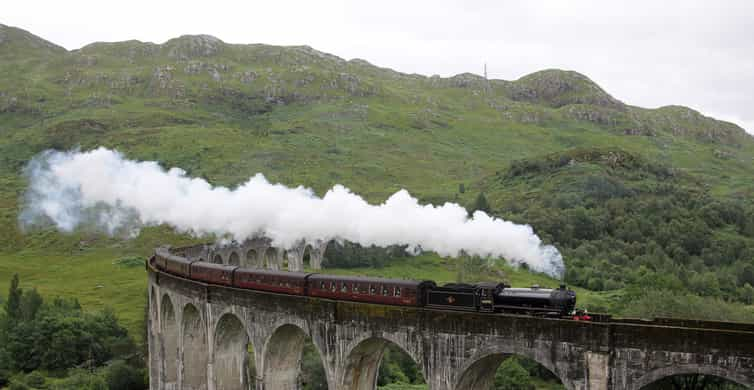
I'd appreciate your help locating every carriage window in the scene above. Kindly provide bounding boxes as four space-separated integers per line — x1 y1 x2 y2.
341 283 348 293
321 281 326 289
370 285 376 295
395 287 401 296
331 282 337 292
382 286 390 296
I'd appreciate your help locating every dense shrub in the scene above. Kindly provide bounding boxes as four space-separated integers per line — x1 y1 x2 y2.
106 360 145 390
323 241 409 268
0 275 145 389
494 357 533 390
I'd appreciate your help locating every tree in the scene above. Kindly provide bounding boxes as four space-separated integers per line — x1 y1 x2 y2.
106 360 145 390
20 288 42 322
300 342 327 390
470 192 491 215
50 369 107 390
494 357 532 390
740 284 754 305
2 275 138 373
4 274 22 328
740 265 754 287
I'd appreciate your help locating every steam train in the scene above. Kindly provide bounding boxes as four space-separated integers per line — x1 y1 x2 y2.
150 251 577 316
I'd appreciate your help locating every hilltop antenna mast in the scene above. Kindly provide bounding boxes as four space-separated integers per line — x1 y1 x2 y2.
484 63 487 80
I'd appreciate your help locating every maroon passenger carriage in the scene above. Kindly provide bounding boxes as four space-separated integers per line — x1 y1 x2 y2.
307 274 436 306
234 268 309 295
160 252 192 278
191 262 236 286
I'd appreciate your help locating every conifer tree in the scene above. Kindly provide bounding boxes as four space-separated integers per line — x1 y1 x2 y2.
470 192 491 215
4 274 22 328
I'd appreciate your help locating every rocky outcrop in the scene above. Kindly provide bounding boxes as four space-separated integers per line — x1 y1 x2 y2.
509 69 624 110
164 34 224 59
645 106 746 144
0 23 66 57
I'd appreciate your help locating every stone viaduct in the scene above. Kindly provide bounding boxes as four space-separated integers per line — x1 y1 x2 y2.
175 238 329 271
149 245 754 390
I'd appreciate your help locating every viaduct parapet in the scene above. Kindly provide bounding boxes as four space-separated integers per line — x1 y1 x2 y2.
148 246 754 390
171 238 328 271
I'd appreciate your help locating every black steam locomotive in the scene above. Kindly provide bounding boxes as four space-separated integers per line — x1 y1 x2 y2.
151 250 577 317
425 282 576 316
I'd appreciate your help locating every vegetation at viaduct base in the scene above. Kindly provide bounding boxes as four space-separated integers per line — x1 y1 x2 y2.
0 274 145 389
1 23 754 388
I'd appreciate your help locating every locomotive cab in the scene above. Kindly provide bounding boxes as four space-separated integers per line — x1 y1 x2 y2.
425 282 507 312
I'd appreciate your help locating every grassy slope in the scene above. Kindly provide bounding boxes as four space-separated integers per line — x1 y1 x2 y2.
0 24 753 335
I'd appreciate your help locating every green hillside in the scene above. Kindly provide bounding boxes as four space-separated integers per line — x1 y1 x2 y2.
1 23 754 332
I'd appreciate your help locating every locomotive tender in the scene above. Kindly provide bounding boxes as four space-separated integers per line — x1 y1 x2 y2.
150 249 577 317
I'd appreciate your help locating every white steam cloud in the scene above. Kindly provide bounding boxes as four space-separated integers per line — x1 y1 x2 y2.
19 147 565 278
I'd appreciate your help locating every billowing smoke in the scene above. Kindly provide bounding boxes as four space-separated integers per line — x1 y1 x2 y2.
19 147 565 278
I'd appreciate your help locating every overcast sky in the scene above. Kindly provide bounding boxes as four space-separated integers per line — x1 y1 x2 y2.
4 0 754 134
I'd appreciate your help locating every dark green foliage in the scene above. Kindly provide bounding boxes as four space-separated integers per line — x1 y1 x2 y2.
4 274 22 328
49 369 108 390
494 357 532 390
24 371 45 388
492 149 754 306
20 288 42 322
0 275 143 387
377 345 425 386
106 360 146 390
0 369 9 388
300 342 327 390
615 288 754 323
491 356 566 390
740 265 754 287
8 381 29 390
740 284 754 305
470 192 491 215
323 241 409 269
505 148 671 180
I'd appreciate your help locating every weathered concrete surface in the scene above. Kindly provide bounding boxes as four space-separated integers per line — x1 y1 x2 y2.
148 260 754 390
182 303 208 390
160 294 178 390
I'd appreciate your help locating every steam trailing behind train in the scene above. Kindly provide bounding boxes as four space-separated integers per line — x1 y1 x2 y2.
150 251 577 317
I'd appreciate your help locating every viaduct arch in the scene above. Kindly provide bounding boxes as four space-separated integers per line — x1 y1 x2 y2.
149 245 754 390
178 238 328 272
